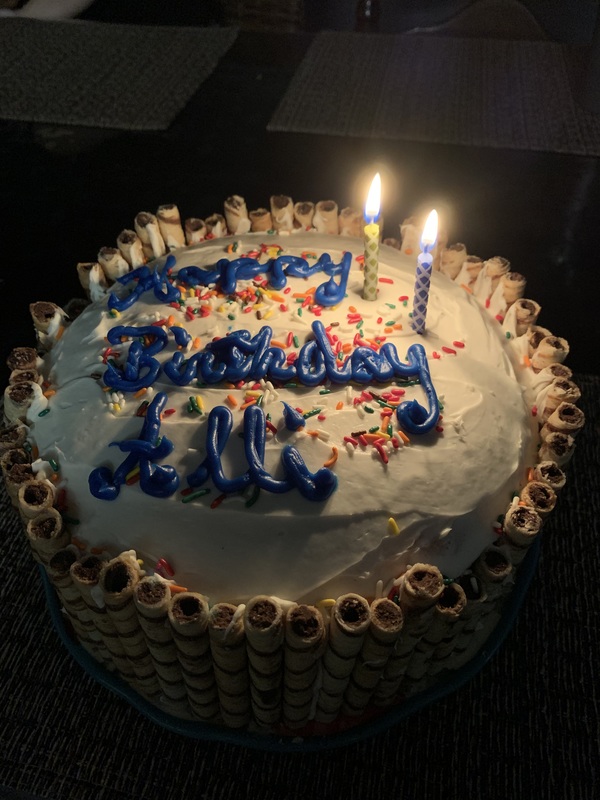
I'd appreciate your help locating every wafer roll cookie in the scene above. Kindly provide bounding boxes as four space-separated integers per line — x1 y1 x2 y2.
540 379 581 421
224 195 250 235
503 504 543 564
533 461 566 492
342 598 403 715
538 432 575 466
100 553 159 696
338 207 362 237
315 594 370 722
97 247 129 283
76 262 98 295
282 604 326 728
313 200 339 234
244 596 285 726
0 424 28 454
134 578 188 708
88 263 109 302
513 298 541 335
440 243 467 280
6 347 38 374
1 448 33 503
270 194 294 232
47 549 110 664
249 208 272 232
293 201 315 230
117 230 145 267
134 212 166 260
29 302 65 351
209 603 251 728
17 479 54 519
10 369 41 385
432 226 448 271
531 335 569 371
26 508 69 564
540 402 585 441
501 272 526 305
3 381 47 424
205 213 227 239
484 256 510 292
156 204 185 250
168 593 219 721
520 481 557 518
374 565 444 704
70 555 133 680
403 583 467 688
428 572 485 670
184 217 207 244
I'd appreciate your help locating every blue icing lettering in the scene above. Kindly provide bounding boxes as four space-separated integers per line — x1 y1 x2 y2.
89 392 179 500
187 404 337 501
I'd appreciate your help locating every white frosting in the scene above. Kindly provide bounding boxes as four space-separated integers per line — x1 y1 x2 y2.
30 234 538 604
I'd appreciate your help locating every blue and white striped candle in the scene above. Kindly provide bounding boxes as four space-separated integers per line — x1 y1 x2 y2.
411 210 438 334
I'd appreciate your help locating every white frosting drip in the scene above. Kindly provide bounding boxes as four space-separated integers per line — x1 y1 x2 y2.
30 234 538 604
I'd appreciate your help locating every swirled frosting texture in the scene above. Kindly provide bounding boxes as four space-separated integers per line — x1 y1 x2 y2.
32 234 536 603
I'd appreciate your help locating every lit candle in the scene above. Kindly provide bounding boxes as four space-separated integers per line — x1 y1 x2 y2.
363 173 381 301
411 209 438 334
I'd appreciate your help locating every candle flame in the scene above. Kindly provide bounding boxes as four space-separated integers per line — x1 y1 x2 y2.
365 173 381 223
421 209 438 249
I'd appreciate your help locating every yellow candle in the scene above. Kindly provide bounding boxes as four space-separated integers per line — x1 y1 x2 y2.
363 173 381 301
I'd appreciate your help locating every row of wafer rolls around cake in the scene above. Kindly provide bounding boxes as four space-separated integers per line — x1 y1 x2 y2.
68 197 563 355
0 407 581 730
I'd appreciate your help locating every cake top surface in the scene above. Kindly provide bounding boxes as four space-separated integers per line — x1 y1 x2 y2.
25 232 537 603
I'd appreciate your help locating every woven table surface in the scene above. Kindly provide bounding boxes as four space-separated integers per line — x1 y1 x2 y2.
268 32 600 156
0 18 238 131
0 374 598 800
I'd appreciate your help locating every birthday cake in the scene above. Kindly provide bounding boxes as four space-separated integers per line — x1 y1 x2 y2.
1 197 584 732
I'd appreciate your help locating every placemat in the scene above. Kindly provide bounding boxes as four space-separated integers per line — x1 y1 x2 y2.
0 18 238 130
0 374 598 800
268 32 600 156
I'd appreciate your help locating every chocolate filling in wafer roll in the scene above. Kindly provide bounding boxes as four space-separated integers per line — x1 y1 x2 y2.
3 381 47 424
540 402 585 440
98 246 129 282
538 432 575 466
533 461 566 492
6 347 38 373
502 272 526 305
527 325 553 354
399 563 445 612
537 363 573 383
135 212 166 260
513 298 541 335
338 207 362 237
0 424 28 453
313 200 339 234
476 548 512 582
9 368 40 385
1 448 33 497
156 204 186 250
184 217 207 244
503 505 543 549
531 335 570 371
270 194 294 232
26 508 69 563
249 208 273 232
540 379 581 420
224 195 250 235
29 301 63 335
117 229 145 267
440 243 467 280
293 201 315 230
18 479 55 518
520 481 557 517
205 213 227 239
